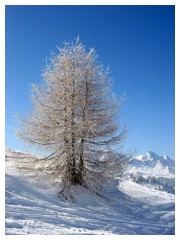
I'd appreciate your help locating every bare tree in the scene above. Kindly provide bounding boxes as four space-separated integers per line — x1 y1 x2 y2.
17 37 129 196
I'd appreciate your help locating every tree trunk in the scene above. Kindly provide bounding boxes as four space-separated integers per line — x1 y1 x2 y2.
71 61 79 185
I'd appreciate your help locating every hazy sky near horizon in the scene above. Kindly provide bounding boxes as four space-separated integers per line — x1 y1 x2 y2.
5 5 175 158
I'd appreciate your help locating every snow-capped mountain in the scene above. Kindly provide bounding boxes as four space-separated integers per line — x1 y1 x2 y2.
128 151 175 177
127 151 175 194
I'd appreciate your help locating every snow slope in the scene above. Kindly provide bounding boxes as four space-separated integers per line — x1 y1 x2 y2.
5 149 175 235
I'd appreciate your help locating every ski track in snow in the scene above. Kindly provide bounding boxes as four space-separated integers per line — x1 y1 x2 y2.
5 149 175 235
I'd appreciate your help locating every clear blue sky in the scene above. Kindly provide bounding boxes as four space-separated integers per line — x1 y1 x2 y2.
5 5 175 158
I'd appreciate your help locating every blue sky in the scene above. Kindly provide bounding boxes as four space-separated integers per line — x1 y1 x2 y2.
5 5 175 158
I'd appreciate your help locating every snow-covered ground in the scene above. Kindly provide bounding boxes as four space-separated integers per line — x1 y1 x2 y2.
5 149 175 235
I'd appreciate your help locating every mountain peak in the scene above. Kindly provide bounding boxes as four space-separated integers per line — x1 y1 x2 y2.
130 150 175 177
146 151 159 160
163 155 172 161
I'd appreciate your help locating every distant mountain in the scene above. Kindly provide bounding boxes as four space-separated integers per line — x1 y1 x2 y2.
128 151 175 177
127 151 175 194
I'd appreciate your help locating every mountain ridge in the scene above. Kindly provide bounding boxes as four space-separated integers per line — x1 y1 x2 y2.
129 151 175 177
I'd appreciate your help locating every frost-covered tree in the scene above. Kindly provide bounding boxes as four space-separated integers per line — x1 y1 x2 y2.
17 37 129 195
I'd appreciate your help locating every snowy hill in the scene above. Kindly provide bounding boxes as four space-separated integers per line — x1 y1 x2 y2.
5 149 175 235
